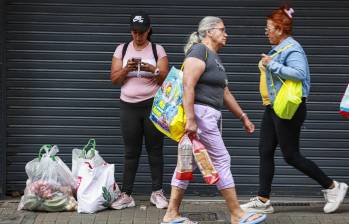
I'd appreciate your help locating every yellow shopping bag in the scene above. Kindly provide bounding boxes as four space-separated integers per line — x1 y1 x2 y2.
150 66 186 142
150 48 208 141
273 78 302 120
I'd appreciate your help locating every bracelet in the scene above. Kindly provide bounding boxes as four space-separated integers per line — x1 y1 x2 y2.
153 67 160 76
239 112 247 120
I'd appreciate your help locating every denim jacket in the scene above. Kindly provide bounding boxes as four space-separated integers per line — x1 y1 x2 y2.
266 36 311 103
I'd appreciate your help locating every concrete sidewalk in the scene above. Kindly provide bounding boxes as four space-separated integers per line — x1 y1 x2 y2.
0 197 348 224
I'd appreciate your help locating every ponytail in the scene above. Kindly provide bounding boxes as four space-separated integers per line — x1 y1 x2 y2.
184 31 201 55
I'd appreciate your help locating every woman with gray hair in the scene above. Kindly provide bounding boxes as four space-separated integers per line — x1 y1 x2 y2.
161 16 267 224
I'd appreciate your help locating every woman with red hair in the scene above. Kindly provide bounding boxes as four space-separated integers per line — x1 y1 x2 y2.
240 6 348 214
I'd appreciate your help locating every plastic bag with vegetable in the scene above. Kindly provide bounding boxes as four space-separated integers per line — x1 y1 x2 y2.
18 145 77 212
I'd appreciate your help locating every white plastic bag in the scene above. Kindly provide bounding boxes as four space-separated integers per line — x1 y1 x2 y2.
74 139 120 213
18 145 77 212
76 162 119 213
72 139 105 182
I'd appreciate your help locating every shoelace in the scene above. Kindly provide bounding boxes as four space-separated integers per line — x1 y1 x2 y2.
118 193 130 202
154 190 167 201
250 197 259 201
248 197 261 207
325 190 338 202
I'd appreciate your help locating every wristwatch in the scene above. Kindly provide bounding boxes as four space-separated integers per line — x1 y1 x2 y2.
154 68 160 76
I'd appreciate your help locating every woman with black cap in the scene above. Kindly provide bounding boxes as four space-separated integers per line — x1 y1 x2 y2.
110 11 169 210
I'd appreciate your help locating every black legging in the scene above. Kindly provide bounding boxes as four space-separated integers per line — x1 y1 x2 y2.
258 100 333 197
120 98 164 195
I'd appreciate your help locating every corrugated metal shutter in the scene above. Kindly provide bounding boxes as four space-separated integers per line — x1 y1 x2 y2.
4 0 349 197
1 0 6 198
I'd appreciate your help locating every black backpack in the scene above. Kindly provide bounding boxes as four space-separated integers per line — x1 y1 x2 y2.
121 41 158 62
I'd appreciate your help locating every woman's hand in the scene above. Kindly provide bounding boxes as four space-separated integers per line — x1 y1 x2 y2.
261 53 272 67
126 59 138 72
110 57 137 85
185 118 198 135
241 116 255 134
140 61 156 73
140 61 163 84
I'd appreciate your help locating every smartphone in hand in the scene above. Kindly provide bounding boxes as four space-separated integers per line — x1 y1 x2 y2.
131 57 142 77
132 57 142 65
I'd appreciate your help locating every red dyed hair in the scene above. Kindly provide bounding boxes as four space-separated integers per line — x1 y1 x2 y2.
267 5 294 35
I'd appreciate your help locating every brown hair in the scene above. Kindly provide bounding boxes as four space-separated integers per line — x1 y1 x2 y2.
267 5 294 35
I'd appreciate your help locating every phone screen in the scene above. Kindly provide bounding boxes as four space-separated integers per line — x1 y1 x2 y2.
132 57 141 64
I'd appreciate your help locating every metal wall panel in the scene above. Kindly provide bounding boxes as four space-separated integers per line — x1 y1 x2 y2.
4 0 349 197
0 0 6 198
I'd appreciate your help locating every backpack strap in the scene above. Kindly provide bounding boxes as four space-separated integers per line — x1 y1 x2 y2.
121 41 131 60
151 42 158 62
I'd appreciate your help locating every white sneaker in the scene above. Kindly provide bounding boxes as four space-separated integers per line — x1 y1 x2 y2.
150 189 168 209
110 192 136 210
323 181 348 213
240 197 274 214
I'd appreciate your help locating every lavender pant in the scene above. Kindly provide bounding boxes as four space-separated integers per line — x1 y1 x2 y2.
171 104 235 190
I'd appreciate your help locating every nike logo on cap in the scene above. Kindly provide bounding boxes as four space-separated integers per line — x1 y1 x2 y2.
133 16 144 23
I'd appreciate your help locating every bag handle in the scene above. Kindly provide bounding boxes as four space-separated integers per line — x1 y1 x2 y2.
270 44 293 58
268 44 294 94
38 144 56 161
82 138 96 153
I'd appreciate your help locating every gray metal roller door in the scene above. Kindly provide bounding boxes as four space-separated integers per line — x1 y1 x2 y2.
0 0 5 198
3 0 349 197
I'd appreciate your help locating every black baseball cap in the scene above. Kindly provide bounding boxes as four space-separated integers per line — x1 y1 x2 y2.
130 11 151 32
